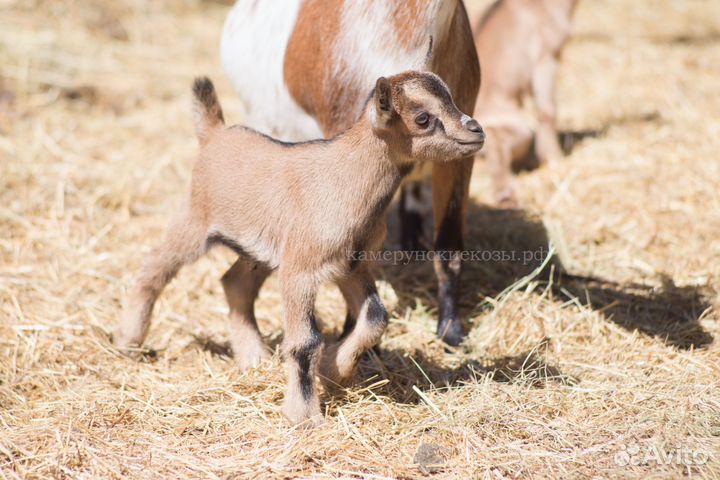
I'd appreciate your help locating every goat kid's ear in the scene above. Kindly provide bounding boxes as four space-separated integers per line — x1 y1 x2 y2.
375 77 393 111
372 77 394 128
375 77 393 113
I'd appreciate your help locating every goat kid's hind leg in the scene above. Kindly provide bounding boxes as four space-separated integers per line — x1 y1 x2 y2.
320 266 388 388
280 268 323 426
337 284 358 341
221 258 271 371
431 157 473 346
115 215 207 351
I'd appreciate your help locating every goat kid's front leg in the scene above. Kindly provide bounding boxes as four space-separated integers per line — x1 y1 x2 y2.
532 56 563 166
280 269 323 426
486 127 518 208
486 124 533 208
320 267 388 388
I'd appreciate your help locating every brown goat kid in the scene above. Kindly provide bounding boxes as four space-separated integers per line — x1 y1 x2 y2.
474 0 579 206
115 72 484 425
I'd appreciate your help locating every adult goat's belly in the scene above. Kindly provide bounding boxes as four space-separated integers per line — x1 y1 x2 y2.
220 0 324 142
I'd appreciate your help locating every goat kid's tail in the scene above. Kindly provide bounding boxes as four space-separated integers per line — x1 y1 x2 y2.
192 76 225 146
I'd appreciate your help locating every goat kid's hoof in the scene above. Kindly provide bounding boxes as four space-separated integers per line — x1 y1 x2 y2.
537 147 563 168
540 156 559 168
282 401 324 428
234 345 270 372
495 189 519 209
318 344 356 390
114 344 158 362
112 332 156 361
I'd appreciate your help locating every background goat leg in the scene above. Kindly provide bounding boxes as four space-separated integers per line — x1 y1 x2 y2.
431 157 473 346
532 55 563 166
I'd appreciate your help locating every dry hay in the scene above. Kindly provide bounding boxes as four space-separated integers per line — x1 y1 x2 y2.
1 0 720 478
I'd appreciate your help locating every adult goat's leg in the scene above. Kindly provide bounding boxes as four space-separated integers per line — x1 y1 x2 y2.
431 157 473 346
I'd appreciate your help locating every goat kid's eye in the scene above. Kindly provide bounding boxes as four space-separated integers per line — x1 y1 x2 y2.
415 112 430 128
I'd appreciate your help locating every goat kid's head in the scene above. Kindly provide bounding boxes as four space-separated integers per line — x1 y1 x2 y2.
370 71 484 163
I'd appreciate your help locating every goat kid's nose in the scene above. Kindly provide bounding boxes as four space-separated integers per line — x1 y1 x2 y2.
465 118 482 133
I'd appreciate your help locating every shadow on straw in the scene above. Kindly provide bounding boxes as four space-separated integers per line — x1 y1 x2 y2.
354 339 578 405
380 203 714 351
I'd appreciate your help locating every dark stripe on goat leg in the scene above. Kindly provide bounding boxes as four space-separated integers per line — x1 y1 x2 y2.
289 319 323 401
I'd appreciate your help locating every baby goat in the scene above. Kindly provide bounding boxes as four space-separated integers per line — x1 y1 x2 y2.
115 72 484 425
474 0 579 206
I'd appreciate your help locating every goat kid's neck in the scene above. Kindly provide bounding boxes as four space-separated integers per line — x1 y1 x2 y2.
336 114 412 179
321 115 412 220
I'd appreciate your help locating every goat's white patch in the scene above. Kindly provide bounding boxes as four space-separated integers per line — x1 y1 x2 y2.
221 0 323 142
428 0 457 52
333 0 456 117
460 114 472 127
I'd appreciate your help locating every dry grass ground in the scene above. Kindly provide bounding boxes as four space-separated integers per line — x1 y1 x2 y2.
1 0 720 478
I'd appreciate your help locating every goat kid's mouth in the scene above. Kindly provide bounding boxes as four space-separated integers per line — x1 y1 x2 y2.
452 131 485 144
454 137 485 151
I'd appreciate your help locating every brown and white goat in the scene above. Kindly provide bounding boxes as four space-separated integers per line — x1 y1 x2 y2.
473 0 579 206
220 0 480 346
115 73 484 425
